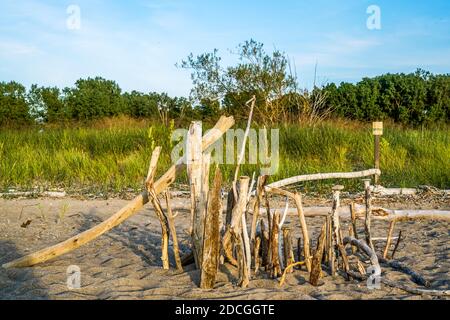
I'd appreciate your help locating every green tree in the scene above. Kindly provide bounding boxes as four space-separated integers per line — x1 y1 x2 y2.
0 81 31 126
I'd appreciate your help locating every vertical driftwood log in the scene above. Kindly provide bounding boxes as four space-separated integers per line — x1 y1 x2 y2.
164 191 182 271
331 186 350 275
187 121 203 269
282 227 295 274
310 222 327 286
363 179 375 251
326 215 335 275
230 177 250 287
383 220 397 259
293 193 311 272
270 212 282 278
200 167 222 289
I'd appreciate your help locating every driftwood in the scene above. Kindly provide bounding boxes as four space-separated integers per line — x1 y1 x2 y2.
343 237 381 276
148 188 170 270
279 261 306 287
363 179 374 251
282 227 295 274
187 122 205 268
256 205 450 221
164 191 182 271
146 147 170 270
254 235 261 275
260 219 269 268
200 167 222 289
265 169 381 190
310 222 327 286
377 255 431 288
265 187 311 272
383 220 396 259
2 116 235 269
270 212 282 278
391 230 403 259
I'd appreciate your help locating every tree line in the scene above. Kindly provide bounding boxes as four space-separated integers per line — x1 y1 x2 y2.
1 40 449 127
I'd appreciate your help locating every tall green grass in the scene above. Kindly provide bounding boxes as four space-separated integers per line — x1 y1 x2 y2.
0 119 448 194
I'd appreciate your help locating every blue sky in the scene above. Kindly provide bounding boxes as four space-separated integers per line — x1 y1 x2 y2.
1 0 449 96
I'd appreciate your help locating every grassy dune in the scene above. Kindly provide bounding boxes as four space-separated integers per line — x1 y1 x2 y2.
0 118 448 195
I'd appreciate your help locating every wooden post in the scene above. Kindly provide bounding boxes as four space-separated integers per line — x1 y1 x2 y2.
331 185 350 275
200 167 222 289
373 122 383 185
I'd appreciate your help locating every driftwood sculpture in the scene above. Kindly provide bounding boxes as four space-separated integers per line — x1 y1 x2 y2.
3 110 448 298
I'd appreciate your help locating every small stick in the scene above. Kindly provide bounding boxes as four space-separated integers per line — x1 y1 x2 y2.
279 261 306 287
391 230 403 259
383 219 396 259
164 191 183 271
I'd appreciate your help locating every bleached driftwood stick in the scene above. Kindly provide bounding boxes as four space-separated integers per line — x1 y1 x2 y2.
3 116 235 269
187 121 204 268
265 169 381 190
200 167 222 289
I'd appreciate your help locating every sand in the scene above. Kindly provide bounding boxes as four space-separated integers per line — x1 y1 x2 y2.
0 193 448 300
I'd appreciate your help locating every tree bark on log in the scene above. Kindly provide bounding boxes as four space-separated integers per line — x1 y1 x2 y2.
2 116 235 269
